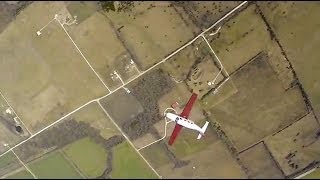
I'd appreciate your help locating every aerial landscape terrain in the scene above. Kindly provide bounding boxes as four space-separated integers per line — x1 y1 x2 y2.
0 1 319 179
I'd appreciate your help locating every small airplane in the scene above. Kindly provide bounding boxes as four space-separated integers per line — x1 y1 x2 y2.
165 93 209 145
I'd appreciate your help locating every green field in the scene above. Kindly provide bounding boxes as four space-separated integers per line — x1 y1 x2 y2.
0 151 21 177
140 142 171 169
111 141 158 179
63 137 107 178
303 168 320 179
168 119 218 159
69 102 121 140
0 152 16 167
28 151 82 179
5 169 34 179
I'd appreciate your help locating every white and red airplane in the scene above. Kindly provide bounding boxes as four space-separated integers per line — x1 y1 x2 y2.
165 93 209 145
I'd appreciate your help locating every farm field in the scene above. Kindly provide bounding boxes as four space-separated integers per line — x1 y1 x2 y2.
68 102 121 140
0 94 30 153
208 52 307 151
302 168 320 179
62 137 108 178
12 101 120 163
11 99 156 178
27 151 82 179
102 1 195 71
172 1 242 31
257 1 320 119
238 142 284 178
4 168 34 179
0 1 319 179
65 11 139 90
111 141 158 179
141 124 246 178
0 1 107 133
265 113 320 177
206 3 295 89
99 89 144 129
0 151 22 177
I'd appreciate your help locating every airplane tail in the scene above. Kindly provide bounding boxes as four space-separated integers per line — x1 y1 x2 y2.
197 121 209 140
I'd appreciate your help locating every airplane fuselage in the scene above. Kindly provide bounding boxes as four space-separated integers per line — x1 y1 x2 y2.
165 112 203 134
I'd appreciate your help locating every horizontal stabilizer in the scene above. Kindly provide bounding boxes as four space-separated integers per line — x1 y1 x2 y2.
197 121 209 140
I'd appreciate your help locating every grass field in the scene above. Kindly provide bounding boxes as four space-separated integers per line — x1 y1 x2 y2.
63 137 107 178
174 1 242 30
28 151 82 179
139 142 172 169
66 1 97 24
141 118 246 178
186 54 224 98
302 168 320 179
0 35 27 153
111 141 158 179
0 1 107 133
0 115 29 153
65 11 133 90
201 78 237 110
157 82 205 123
132 132 158 150
0 151 22 177
99 88 144 126
161 35 226 99
209 52 307 151
68 102 121 140
5 168 34 179
265 113 320 176
258 2 320 119
208 4 269 74
103 1 194 71
11 100 122 164
161 37 203 82
167 119 218 159
157 139 246 178
238 142 284 178
206 4 295 89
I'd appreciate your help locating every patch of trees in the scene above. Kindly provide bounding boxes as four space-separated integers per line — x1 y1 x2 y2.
100 1 134 13
15 119 124 163
122 69 175 140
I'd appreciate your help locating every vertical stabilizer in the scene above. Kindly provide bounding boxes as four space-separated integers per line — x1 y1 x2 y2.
197 121 209 139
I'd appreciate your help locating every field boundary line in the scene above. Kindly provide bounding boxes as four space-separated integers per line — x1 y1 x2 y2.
96 0 247 101
55 18 111 93
0 0 248 164
201 34 230 77
0 91 32 135
138 120 172 151
59 149 87 178
0 100 96 159
97 101 162 179
201 34 239 104
11 149 37 179
294 167 318 179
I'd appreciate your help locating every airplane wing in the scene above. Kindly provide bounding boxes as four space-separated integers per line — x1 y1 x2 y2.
168 124 183 145
179 93 198 119
168 93 198 145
